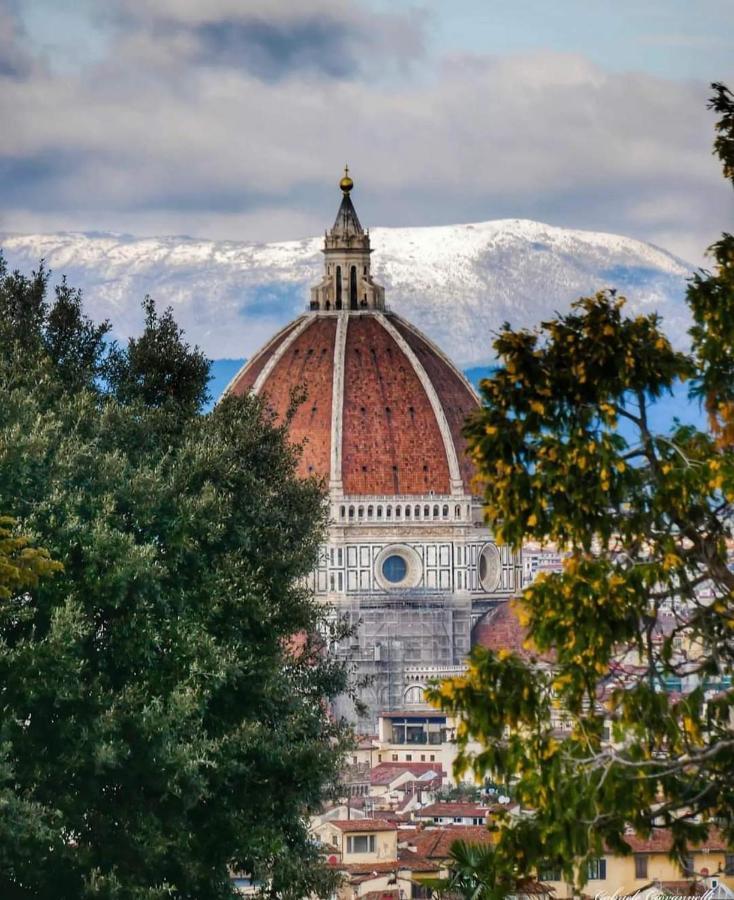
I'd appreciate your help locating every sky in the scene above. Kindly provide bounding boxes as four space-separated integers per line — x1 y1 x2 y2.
1 0 732 266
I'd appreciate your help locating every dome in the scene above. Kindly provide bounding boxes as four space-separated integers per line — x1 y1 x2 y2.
227 310 479 496
224 174 520 730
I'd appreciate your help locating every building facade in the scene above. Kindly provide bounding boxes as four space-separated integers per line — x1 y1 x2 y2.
226 171 520 727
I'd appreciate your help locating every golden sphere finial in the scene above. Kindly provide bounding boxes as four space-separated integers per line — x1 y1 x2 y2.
339 164 354 193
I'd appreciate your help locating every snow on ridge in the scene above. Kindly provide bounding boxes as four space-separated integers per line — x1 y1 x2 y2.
0 220 693 367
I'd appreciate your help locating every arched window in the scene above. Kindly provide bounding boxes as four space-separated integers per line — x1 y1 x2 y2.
424 505 430 518
405 506 411 518
340 506 346 519
358 506 364 519
368 505 374 518
415 505 420 518
442 505 449 519
404 685 425 705
455 505 461 519
350 266 358 310
395 506 402 518
386 506 392 518
377 506 383 519
348 506 355 519
433 505 439 518
335 265 342 309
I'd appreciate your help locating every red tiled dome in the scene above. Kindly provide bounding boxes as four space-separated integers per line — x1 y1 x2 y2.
227 310 479 496
472 600 556 662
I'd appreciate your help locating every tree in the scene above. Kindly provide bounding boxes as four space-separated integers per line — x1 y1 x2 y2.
105 296 210 410
431 841 503 900
0 262 348 898
428 84 734 894
0 258 111 393
0 516 62 601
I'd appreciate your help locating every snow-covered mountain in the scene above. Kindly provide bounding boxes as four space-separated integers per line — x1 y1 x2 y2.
0 219 692 367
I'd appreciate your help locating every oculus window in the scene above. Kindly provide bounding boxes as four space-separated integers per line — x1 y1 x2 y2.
478 543 501 592
382 554 407 583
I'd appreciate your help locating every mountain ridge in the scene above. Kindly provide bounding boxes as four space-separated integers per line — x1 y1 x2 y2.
1 218 693 367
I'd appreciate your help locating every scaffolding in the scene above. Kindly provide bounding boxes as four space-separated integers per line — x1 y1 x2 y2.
330 588 472 729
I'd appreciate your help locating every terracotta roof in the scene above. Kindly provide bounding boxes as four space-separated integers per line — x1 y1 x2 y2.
371 810 410 823
338 858 439 877
227 312 478 494
396 777 443 793
396 849 442 873
406 825 495 859
370 763 444 786
330 819 398 833
617 828 730 854
472 599 555 661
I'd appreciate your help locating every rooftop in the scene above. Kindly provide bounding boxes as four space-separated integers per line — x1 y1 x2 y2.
330 819 399 833
370 762 444 786
405 825 496 859
618 828 730 854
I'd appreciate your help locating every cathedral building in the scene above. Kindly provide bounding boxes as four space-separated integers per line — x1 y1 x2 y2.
226 170 521 727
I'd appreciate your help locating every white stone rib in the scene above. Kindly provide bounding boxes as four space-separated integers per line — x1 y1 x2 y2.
218 318 301 401
388 311 480 402
376 312 465 496
329 312 349 495
251 315 313 396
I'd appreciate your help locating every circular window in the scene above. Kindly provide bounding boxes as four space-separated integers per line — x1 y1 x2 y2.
478 543 501 592
382 554 407 583
374 544 422 591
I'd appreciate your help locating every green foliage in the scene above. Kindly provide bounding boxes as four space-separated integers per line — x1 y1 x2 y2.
0 516 62 601
0 258 111 392
434 782 484 803
0 260 348 898
428 841 509 900
428 83 734 896
105 296 210 410
689 85 734 440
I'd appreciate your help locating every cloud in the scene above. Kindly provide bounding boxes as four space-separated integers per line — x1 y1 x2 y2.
0 2 727 265
0 3 36 79
114 0 426 81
